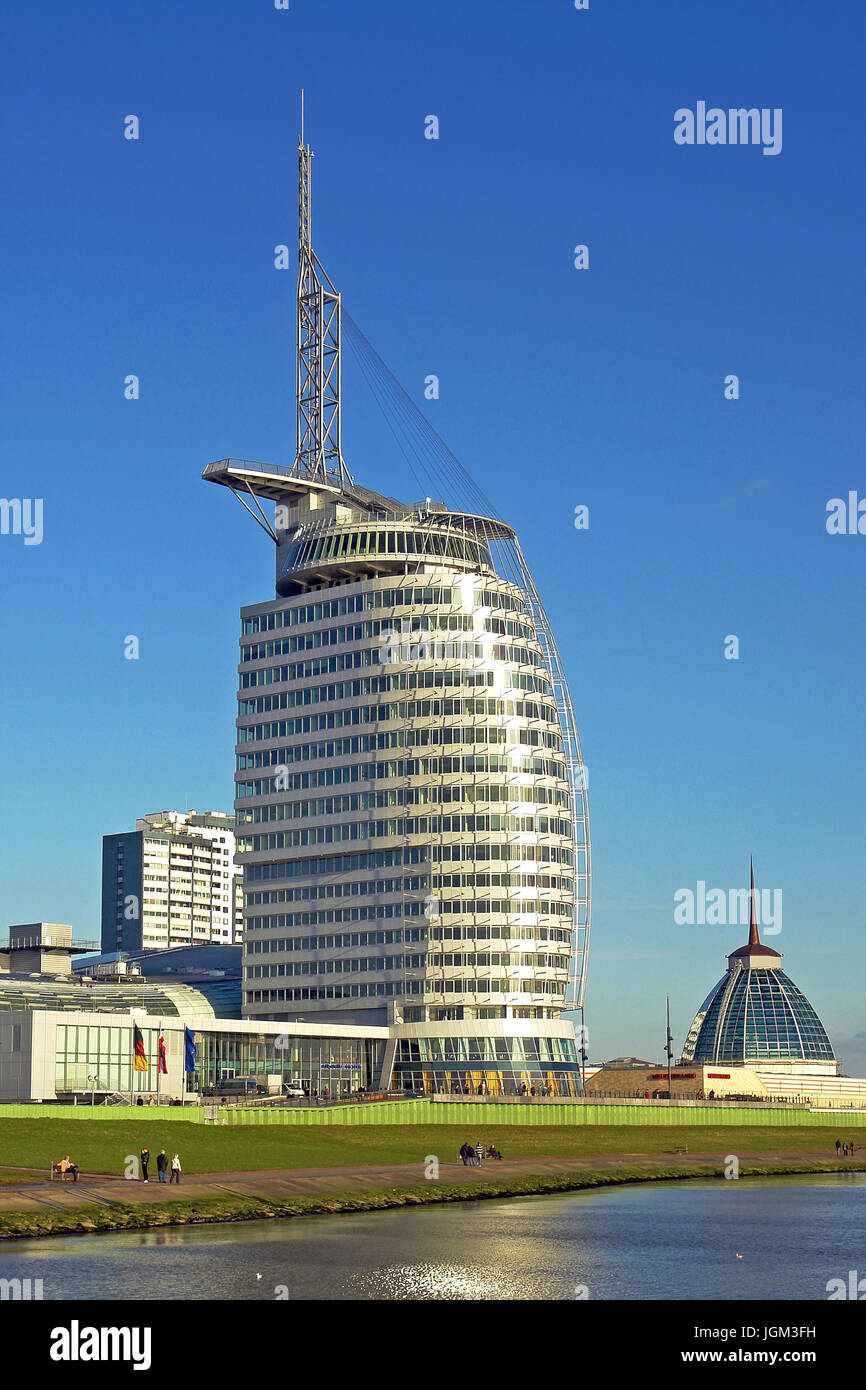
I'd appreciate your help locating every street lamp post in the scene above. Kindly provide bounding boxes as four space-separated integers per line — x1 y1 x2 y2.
665 997 673 1102
578 1004 588 1096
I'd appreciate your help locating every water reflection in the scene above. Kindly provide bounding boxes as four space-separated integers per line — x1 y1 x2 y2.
4 1174 863 1302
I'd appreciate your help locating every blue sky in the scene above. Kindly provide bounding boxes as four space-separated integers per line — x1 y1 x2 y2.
1 0 863 1069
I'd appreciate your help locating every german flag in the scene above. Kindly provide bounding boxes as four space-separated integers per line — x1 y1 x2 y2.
133 1024 149 1072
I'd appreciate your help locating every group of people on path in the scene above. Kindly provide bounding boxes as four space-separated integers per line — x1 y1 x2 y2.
140 1147 182 1184
459 1140 503 1166
835 1139 857 1157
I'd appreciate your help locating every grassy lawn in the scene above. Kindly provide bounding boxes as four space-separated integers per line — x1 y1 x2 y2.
0 1119 861 1177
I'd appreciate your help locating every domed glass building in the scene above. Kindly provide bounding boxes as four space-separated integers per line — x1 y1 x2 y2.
681 864 836 1069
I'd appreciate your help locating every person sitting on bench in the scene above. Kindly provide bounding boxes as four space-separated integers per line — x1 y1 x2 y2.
58 1155 79 1182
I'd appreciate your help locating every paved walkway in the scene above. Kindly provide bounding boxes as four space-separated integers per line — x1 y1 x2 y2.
0 1151 860 1217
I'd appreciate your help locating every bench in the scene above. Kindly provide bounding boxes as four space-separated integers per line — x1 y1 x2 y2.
51 1163 78 1181
672 1145 689 1154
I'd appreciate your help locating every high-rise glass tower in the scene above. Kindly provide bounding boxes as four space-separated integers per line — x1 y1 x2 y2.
204 119 591 1096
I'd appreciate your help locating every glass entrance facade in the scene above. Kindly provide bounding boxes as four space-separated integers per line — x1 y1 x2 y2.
392 1032 580 1096
191 1028 382 1098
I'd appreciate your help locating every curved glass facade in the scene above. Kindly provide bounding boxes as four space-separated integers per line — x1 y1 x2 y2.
238 552 581 1024
682 967 835 1065
392 1030 581 1096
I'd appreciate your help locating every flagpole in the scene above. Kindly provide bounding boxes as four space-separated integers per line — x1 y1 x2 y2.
129 1022 134 1107
156 1019 161 1104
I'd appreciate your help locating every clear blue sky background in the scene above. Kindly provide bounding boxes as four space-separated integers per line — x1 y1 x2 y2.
1 1 863 1069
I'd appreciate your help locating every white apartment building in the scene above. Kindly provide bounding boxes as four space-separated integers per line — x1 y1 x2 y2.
101 811 243 953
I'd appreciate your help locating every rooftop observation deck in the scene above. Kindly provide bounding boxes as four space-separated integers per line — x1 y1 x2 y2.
203 458 345 505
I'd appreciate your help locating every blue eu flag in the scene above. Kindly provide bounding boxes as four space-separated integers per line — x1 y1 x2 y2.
184 1027 197 1072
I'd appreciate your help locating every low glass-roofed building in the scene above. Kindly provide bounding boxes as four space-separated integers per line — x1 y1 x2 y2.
0 976 215 1020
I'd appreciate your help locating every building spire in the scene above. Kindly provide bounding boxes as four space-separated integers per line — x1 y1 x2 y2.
290 93 352 489
748 855 760 946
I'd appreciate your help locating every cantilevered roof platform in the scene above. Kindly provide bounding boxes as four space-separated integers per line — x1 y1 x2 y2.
203 458 342 504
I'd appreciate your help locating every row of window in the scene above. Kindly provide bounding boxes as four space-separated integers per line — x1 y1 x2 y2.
241 614 487 663
242 843 576 890
246 955 426 978
425 953 569 970
238 667 553 717
397 1036 578 1063
238 784 571 825
243 923 571 953
237 697 558 743
282 526 485 567
235 753 568 796
431 924 573 942
246 902 426 930
245 894 571 930
435 873 573 892
435 841 577 863
238 634 551 689
246 981 421 1003
246 875 428 905
246 847 429 883
242 584 528 634
432 979 564 995
240 646 493 687
240 814 573 853
246 928 425 952
237 726 564 772
247 874 571 905
245 955 568 979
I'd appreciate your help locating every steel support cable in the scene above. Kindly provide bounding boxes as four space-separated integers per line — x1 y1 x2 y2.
343 311 498 520
344 328 428 501
344 319 458 509
354 344 477 515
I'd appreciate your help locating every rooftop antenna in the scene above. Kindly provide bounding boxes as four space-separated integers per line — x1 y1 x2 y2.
291 90 353 488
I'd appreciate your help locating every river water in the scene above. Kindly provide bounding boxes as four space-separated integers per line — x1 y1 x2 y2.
3 1174 863 1301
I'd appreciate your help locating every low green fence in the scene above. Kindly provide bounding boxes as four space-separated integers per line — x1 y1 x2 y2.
0 1105 201 1122
204 1100 866 1127
2 1100 864 1128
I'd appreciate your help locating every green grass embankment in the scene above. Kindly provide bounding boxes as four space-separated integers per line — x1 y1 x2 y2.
1 1120 862 1175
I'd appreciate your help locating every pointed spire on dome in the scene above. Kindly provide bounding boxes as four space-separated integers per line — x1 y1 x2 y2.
729 856 782 965
748 855 760 946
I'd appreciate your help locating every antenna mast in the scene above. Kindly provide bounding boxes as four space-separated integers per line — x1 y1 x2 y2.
292 92 352 488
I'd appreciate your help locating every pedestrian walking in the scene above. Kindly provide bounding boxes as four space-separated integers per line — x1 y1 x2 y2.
475 1141 483 1165
170 1153 182 1184
140 1147 150 1182
835 1139 841 1155
156 1149 168 1183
